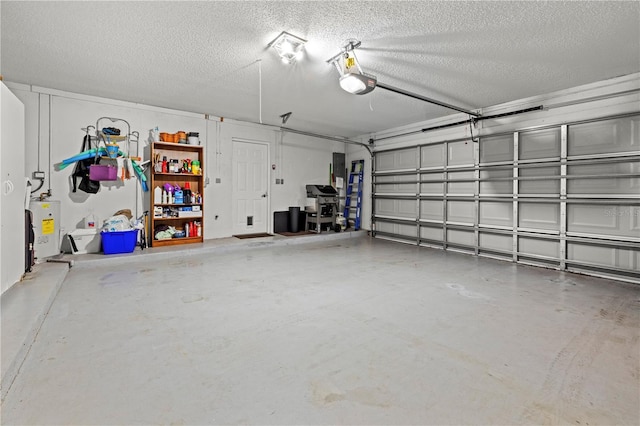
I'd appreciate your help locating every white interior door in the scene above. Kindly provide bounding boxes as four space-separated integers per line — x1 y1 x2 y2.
232 140 269 235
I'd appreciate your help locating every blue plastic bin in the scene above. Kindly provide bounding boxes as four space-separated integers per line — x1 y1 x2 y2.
101 229 138 255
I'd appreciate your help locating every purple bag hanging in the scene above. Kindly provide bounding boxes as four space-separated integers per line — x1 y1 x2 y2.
89 164 118 181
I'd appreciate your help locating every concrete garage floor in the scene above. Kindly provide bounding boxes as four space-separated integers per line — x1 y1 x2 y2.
1 236 639 425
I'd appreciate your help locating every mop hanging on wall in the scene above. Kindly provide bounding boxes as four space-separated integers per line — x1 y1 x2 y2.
71 127 101 194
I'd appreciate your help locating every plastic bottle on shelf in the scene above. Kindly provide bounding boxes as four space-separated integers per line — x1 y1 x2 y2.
183 182 191 205
154 186 162 202
162 156 168 173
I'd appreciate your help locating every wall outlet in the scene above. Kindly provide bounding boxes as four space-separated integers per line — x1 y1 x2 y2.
32 171 45 179
281 178 284 184
215 177 221 183
275 178 281 184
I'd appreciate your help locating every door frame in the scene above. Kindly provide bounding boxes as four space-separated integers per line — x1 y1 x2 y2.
231 138 271 235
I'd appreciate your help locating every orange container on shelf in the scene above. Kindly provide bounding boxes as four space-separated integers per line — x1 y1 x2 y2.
159 132 178 143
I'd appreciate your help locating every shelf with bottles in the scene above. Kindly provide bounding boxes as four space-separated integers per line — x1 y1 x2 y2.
150 141 204 247
153 203 202 219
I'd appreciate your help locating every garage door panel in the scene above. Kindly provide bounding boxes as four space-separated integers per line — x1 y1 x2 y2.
480 233 512 252
421 182 443 194
447 229 474 246
480 135 513 163
448 171 475 194
568 116 640 156
569 177 640 195
376 199 415 218
387 183 416 194
479 201 512 227
519 237 559 258
420 226 443 242
519 128 561 160
396 223 416 238
376 148 416 171
420 200 443 221
420 172 444 194
377 221 415 238
519 203 560 231
567 204 636 237
376 175 416 194
568 243 638 271
568 162 640 195
447 201 475 224
375 199 396 217
480 169 513 194
421 144 445 168
448 141 475 166
376 152 395 172
397 200 417 218
520 167 560 194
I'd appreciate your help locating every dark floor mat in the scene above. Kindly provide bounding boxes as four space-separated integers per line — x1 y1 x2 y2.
233 233 273 239
276 230 316 237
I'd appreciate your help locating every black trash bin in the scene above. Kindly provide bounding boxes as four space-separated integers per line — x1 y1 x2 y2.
289 206 300 232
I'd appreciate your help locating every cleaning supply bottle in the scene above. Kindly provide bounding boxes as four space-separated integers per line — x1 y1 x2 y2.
84 212 97 229
154 186 162 203
183 182 191 205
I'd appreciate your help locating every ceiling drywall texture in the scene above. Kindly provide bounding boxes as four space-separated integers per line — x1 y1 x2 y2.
2 1 639 138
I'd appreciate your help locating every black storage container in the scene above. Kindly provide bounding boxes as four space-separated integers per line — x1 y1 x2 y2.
288 206 301 232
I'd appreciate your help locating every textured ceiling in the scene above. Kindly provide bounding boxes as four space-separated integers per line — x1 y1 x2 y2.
2 1 639 138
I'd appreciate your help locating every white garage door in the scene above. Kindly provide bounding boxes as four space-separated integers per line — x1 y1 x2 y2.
373 113 640 284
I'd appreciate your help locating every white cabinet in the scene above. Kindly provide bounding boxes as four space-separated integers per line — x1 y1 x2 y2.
0 83 26 294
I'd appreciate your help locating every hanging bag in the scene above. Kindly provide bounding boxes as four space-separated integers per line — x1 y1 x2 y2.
89 164 118 181
72 133 101 193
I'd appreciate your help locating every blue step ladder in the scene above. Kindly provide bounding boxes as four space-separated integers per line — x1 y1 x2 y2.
343 159 364 230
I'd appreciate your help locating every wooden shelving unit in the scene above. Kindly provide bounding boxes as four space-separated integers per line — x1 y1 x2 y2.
149 142 204 247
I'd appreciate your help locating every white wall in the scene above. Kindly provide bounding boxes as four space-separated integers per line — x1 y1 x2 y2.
205 118 344 238
8 84 345 246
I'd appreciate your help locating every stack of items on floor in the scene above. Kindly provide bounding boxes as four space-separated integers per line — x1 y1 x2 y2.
101 209 143 255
